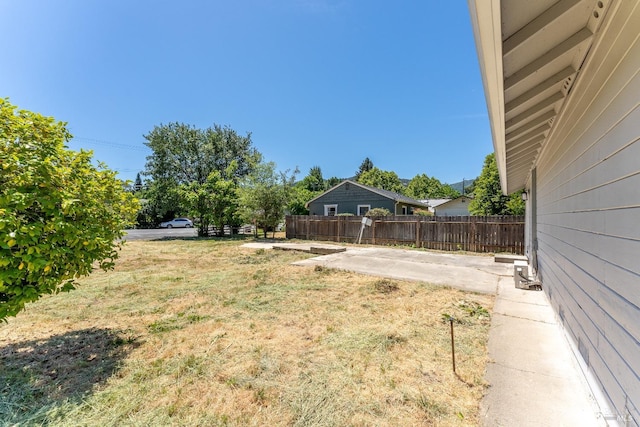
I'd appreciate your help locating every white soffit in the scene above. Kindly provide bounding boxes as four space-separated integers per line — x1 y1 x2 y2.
469 0 611 194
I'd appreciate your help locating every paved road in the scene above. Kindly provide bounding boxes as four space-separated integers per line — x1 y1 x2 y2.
123 228 198 241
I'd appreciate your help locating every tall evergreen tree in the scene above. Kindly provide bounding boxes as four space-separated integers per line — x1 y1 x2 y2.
354 157 374 180
134 172 143 191
301 166 325 192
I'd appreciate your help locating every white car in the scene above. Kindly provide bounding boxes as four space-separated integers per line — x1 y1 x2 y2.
159 218 193 228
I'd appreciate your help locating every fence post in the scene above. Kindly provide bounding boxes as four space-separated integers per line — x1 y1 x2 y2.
306 216 310 240
470 216 476 252
415 217 420 248
372 220 376 245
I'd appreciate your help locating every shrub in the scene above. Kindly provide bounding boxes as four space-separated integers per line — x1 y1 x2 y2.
365 208 392 217
0 99 139 320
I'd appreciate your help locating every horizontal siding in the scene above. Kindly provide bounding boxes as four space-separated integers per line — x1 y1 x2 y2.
308 184 394 215
534 1 640 422
538 239 640 423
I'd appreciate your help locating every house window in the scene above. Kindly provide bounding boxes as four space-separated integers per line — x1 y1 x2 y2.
357 205 371 216
402 206 407 215
324 204 338 216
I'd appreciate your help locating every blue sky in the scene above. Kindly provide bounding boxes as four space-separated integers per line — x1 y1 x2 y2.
1 0 493 185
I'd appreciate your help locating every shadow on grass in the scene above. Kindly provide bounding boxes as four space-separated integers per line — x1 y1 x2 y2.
0 328 139 423
149 234 288 242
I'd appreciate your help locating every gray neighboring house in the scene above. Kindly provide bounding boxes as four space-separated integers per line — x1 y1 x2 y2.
470 0 640 422
306 180 428 216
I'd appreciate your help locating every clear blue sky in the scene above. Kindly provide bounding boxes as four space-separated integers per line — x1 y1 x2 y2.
1 0 493 185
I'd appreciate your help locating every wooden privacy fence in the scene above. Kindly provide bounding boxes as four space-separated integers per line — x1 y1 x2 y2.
285 215 525 254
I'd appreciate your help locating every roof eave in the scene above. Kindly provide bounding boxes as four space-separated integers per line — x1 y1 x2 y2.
468 0 509 195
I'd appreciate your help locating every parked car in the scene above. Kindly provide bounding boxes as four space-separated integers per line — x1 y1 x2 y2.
159 218 193 228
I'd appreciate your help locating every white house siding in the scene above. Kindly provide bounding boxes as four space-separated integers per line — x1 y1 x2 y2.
434 197 471 216
532 1 640 422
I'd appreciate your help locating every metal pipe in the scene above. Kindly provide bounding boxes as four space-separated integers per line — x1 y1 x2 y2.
450 317 456 373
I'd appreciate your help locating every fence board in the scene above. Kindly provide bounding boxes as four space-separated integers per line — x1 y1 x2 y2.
285 215 525 254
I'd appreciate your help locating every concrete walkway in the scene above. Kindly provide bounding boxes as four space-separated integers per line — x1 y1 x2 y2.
241 242 605 425
482 276 603 426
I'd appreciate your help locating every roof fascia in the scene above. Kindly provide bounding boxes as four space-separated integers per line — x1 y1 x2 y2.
468 0 509 194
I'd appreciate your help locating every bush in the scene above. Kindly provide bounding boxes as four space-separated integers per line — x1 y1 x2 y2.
365 208 392 217
0 99 139 320
414 208 434 216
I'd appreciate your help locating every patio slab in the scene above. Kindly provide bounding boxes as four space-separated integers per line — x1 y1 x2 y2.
291 246 511 294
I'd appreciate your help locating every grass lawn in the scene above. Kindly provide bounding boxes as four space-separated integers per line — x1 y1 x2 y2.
0 239 494 426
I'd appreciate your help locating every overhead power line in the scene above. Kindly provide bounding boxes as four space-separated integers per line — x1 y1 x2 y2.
71 137 150 152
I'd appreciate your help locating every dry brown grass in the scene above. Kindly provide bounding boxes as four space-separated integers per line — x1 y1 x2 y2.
0 239 493 426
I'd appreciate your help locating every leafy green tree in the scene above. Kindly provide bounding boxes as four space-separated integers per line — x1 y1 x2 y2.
179 166 238 236
354 157 374 180
137 179 182 225
288 186 316 215
506 192 526 215
406 174 460 199
469 153 525 215
239 162 298 238
463 178 476 195
357 167 405 194
0 99 139 320
440 184 460 199
290 166 327 215
300 166 325 192
143 122 259 230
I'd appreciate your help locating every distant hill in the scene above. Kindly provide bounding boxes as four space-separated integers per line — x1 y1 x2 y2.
447 178 476 194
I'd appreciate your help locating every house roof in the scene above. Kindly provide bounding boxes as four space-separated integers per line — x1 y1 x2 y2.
306 180 429 208
468 0 610 194
434 196 473 209
421 199 451 208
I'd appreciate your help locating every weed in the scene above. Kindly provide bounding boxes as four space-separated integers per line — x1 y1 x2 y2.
253 387 268 406
286 374 350 427
442 300 491 325
373 279 399 294
313 264 336 274
458 300 490 319
415 393 448 419
185 313 209 323
148 318 183 333
222 298 236 307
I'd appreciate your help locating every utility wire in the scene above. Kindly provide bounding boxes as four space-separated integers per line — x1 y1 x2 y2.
71 137 150 152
